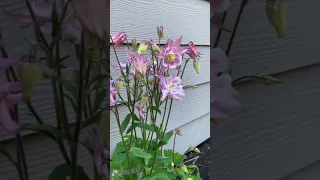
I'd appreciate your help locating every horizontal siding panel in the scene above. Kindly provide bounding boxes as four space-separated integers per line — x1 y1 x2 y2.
211 64 320 180
281 161 320 180
218 0 320 79
110 0 210 45
110 82 210 152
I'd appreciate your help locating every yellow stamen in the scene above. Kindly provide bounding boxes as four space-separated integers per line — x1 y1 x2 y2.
169 83 175 90
166 54 176 62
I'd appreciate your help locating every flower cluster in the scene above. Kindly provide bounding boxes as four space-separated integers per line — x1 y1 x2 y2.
110 31 201 107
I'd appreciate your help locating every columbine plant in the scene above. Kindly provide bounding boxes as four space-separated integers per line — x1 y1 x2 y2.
110 27 202 179
0 0 109 180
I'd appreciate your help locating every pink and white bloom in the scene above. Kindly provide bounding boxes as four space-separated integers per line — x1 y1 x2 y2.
157 37 187 69
136 102 146 120
211 48 241 119
158 75 185 101
111 32 127 47
110 80 117 105
132 55 150 75
0 59 24 133
186 41 201 60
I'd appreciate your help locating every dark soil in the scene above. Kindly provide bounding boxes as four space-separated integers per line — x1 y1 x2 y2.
185 139 210 180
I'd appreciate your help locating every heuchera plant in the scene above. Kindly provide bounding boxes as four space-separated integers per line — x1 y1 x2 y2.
0 0 109 180
211 0 286 122
110 27 202 180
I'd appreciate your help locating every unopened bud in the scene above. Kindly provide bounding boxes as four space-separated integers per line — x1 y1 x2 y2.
181 164 189 174
176 129 183 136
43 68 54 79
150 41 161 54
263 75 281 83
132 39 138 51
194 148 201 153
115 80 123 92
137 41 148 54
157 26 164 39
266 0 287 38
193 61 200 74
19 62 41 101
141 94 148 107
171 162 174 167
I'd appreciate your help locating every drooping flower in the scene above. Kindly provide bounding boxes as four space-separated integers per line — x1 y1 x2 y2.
84 124 109 180
71 0 109 39
136 102 146 120
0 58 24 133
111 32 127 47
132 55 150 75
211 48 241 119
110 80 117 105
158 75 185 101
157 37 187 69
149 40 161 54
186 41 201 60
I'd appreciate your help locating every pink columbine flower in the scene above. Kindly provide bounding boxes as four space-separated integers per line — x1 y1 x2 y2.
157 36 187 69
111 32 127 47
186 41 201 60
110 80 117 105
136 102 146 120
71 0 109 39
211 48 241 119
84 124 109 180
132 55 150 75
158 75 185 101
0 58 24 133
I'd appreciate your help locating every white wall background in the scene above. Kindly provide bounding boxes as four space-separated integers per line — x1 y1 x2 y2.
211 0 320 179
0 0 210 179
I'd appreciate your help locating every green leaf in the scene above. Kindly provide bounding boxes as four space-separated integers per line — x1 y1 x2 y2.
48 163 90 180
93 89 107 111
129 147 153 159
158 131 173 147
164 149 184 165
81 109 103 129
176 167 187 179
126 125 133 135
141 173 171 180
134 123 156 132
121 114 132 134
52 76 78 99
26 124 62 140
62 92 77 112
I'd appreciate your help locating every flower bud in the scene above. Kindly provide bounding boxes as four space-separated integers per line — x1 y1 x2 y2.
266 0 287 38
137 41 148 54
181 164 189 174
157 26 164 39
194 148 201 153
171 162 174 167
19 62 41 101
115 80 123 92
263 75 281 83
193 61 200 74
176 129 183 136
43 68 54 79
150 41 161 54
132 39 138 51
141 94 149 107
